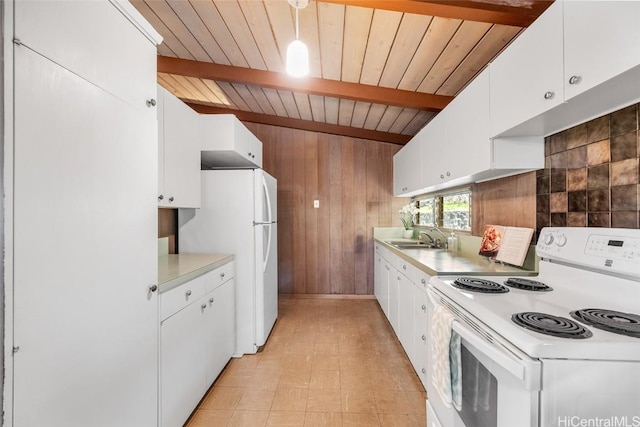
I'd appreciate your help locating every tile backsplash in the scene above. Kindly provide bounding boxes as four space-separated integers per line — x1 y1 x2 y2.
536 103 639 232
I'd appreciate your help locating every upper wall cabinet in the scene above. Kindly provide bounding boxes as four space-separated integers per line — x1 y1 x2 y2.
489 1 564 137
417 70 543 195
491 0 640 137
200 114 263 169
157 85 201 208
393 135 422 197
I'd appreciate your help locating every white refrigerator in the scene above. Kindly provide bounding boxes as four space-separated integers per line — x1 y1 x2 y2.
179 169 278 355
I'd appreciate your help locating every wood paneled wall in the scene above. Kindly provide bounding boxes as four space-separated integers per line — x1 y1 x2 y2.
472 171 537 235
245 123 405 295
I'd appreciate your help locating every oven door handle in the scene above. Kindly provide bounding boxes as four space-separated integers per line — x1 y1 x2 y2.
451 320 541 390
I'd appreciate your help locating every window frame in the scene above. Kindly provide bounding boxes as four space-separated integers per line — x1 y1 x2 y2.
413 187 472 233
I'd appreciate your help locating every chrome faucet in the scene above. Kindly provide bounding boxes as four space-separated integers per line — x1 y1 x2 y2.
418 231 436 245
430 226 448 243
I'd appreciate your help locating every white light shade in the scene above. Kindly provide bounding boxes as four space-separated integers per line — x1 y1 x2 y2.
286 39 309 77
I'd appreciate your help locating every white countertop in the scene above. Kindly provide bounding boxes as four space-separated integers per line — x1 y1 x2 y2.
158 253 234 293
376 237 536 277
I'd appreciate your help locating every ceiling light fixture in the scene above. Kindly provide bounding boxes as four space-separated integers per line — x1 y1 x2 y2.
286 0 309 78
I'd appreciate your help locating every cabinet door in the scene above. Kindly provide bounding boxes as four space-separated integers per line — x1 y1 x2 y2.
15 0 157 110
161 303 207 427
388 265 400 334
420 113 446 189
564 1 640 101
160 86 201 208
393 136 421 196
414 288 429 389
13 46 158 427
489 1 563 137
444 69 491 180
205 279 235 384
397 273 415 362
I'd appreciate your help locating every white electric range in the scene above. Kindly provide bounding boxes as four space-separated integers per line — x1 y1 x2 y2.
426 227 640 427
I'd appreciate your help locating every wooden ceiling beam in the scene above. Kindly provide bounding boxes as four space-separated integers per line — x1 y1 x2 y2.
319 0 552 27
158 56 452 112
187 103 411 145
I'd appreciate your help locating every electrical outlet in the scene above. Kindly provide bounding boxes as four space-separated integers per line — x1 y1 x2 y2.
313 200 320 208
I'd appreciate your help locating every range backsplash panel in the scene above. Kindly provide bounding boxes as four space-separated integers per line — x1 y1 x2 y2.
536 103 639 233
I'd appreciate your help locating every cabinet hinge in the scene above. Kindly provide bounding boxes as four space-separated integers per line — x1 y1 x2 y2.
13 38 22 46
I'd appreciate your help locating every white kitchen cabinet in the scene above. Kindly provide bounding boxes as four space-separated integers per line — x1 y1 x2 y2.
388 265 400 334
491 1 640 138
14 0 158 111
489 1 564 137
161 293 208 427
397 271 415 361
200 114 263 169
413 274 430 389
393 135 422 196
10 3 161 426
422 70 544 193
205 278 235 384
374 244 390 317
157 85 201 208
160 263 235 427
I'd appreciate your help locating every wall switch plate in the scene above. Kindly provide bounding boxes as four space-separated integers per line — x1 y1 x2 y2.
313 200 320 208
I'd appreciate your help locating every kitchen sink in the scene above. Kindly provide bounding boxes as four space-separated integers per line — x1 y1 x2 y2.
384 240 437 249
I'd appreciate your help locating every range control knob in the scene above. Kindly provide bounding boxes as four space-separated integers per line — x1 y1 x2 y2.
542 233 554 246
556 234 567 247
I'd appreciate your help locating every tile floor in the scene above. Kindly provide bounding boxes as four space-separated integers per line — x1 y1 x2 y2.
186 297 427 426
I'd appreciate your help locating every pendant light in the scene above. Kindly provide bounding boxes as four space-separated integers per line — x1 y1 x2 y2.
286 0 309 77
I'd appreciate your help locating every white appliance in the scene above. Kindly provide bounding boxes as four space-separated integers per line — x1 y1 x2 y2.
179 169 278 355
426 227 640 427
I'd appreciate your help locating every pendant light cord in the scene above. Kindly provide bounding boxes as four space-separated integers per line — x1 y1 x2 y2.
295 5 300 40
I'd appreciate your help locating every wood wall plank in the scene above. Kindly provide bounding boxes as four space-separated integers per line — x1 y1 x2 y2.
248 123 401 295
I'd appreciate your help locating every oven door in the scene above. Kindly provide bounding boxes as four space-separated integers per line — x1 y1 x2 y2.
426 289 541 427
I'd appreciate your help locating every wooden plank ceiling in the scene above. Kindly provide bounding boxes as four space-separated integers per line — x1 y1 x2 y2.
132 0 551 144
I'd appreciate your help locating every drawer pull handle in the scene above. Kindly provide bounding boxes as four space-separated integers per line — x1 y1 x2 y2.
146 99 157 107
220 272 225 279
186 290 192 297
422 335 426 341
209 298 214 303
158 194 164 201
421 279 426 284
402 265 406 270
422 368 426 374
148 284 158 293
421 305 426 311
568 75 581 85
544 91 554 100
201 303 207 309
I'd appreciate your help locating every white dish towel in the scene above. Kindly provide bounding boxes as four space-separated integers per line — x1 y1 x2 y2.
431 304 458 407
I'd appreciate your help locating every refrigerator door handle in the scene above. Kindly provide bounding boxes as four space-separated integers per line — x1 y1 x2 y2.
263 224 272 273
262 174 273 223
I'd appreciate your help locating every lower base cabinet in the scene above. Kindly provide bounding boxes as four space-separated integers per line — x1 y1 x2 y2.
374 245 431 390
160 263 235 427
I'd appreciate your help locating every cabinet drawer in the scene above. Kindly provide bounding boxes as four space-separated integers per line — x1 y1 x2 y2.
161 275 206 321
396 260 423 285
205 261 235 293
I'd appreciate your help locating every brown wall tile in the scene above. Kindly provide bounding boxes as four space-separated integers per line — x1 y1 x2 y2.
567 168 587 191
568 191 587 212
537 194 550 213
548 133 567 155
587 164 610 189
611 158 639 186
611 184 638 211
587 116 610 143
611 104 638 137
550 192 568 213
567 212 586 227
587 189 609 212
550 213 567 227
537 174 550 194
610 131 638 162
550 152 567 169
588 212 611 227
587 139 610 166
551 171 566 193
566 123 588 149
611 211 638 228
566 146 588 168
